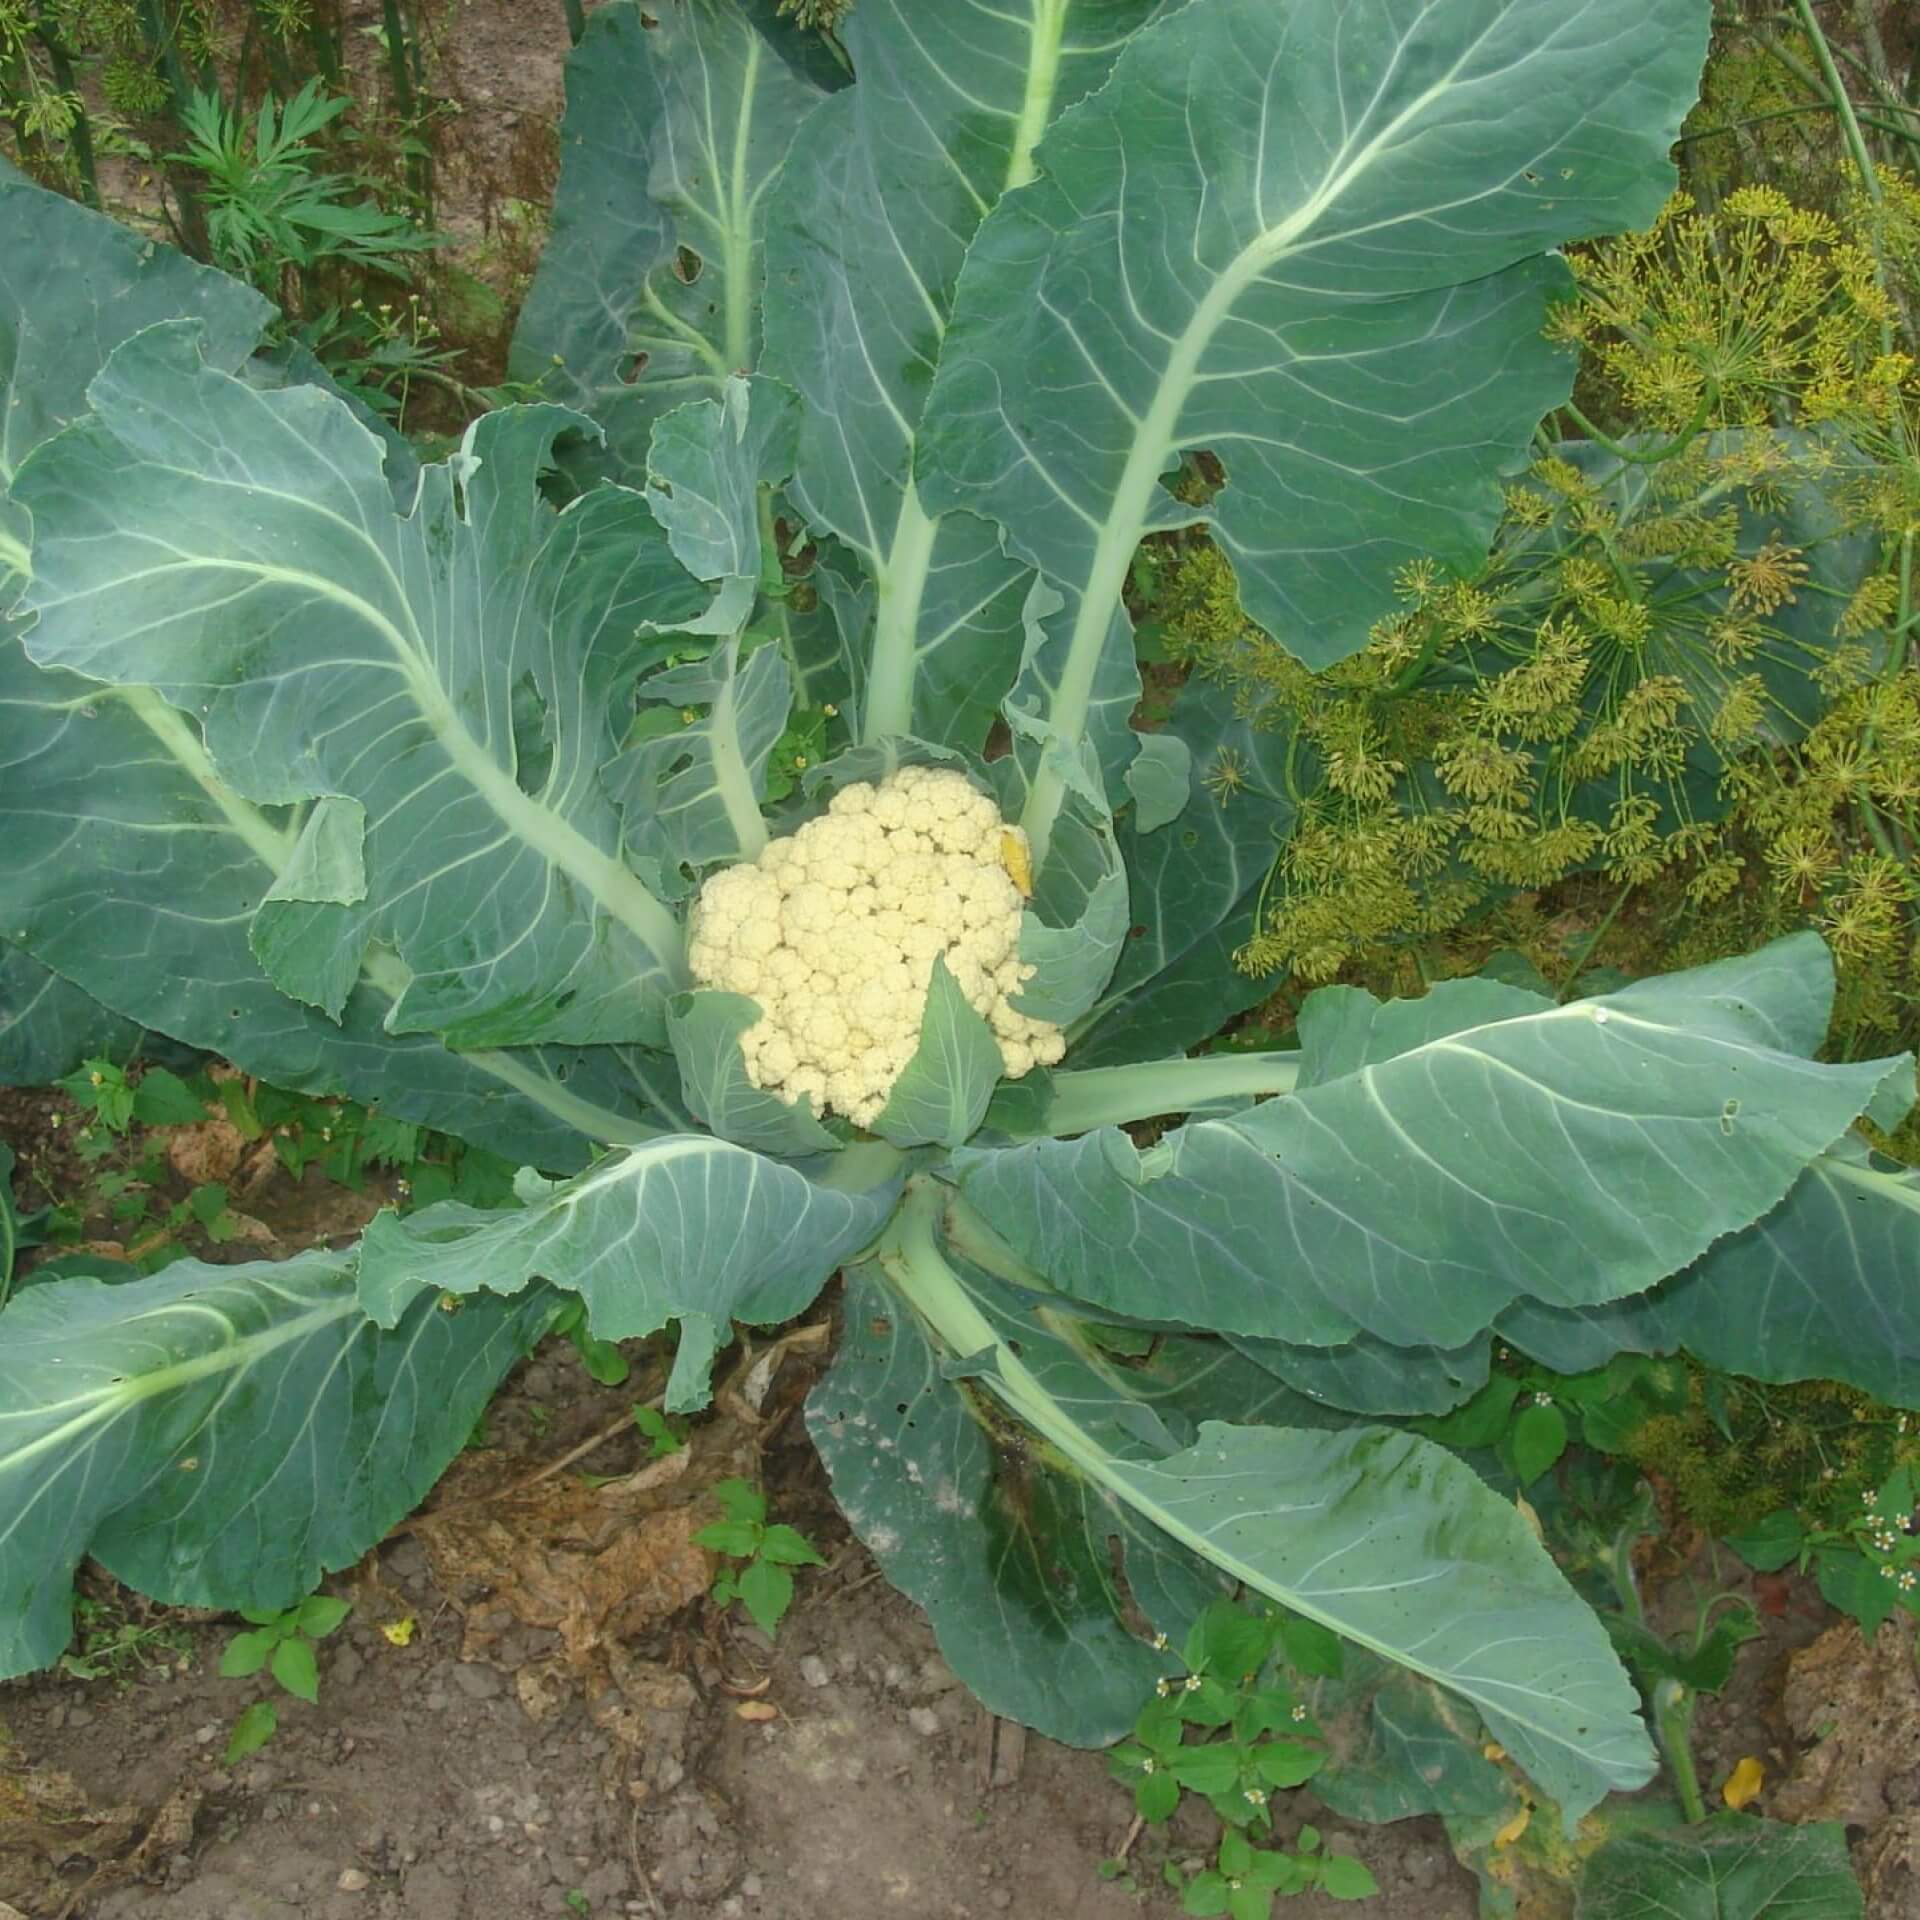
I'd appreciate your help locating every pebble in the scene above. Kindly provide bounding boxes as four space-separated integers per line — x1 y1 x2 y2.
332 1646 364 1691
337 1868 370 1893
385 1538 427 1582
66 1706 93 1729
452 1662 503 1701
798 1654 833 1690
908 1707 941 1738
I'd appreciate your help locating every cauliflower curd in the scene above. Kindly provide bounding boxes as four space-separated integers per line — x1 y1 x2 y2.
686 765 1066 1126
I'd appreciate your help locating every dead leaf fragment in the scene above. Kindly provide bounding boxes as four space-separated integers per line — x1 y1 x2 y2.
164 1115 244 1185
736 1701 780 1723
1721 1755 1765 1809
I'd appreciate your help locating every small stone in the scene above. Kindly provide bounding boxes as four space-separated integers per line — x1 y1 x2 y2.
882 1661 910 1691
331 1646 364 1691
452 1662 503 1701
194 1723 219 1747
798 1654 832 1690
337 1868 371 1892
908 1707 941 1738
65 1706 93 1729
385 1539 427 1582
741 1872 764 1898
991 1893 1013 1912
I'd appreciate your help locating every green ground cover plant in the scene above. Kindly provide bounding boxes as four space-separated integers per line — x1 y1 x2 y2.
0 1 1917 1908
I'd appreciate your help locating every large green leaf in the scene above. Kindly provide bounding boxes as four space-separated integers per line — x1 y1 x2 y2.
810 1263 1208 1744
14 324 709 1052
605 378 798 886
0 1251 555 1679
0 635 688 1168
811 1202 1348 1743
916 0 1711 858
508 0 830 488
357 1136 901 1409
1108 1423 1655 1815
954 939 1910 1349
0 945 143 1086
0 176 270 488
1068 681 1296 1066
1500 1134 1920 1407
1575 1815 1861 1920
0 183 675 1162
860 1182 1652 1817
1306 1654 1514 1825
763 2 1170 750
1231 1332 1491 1419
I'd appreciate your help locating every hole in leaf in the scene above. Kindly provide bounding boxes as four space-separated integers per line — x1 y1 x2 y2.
621 351 651 384
674 245 704 285
511 671 556 799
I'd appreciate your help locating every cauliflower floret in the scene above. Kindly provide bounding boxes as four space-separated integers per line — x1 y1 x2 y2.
685 765 1066 1126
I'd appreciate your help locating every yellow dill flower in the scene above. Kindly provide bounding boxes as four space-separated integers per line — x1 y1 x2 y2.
1839 574 1900 639
1727 536 1810 615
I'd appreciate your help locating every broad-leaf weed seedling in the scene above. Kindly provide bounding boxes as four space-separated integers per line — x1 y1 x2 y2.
695 1479 824 1640
219 1592 352 1763
1109 1602 1376 1914
1729 1462 1920 1639
59 1594 192 1686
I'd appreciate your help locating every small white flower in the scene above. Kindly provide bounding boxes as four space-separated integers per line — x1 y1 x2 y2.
1291 1703 1308 1723
1243 1788 1267 1807
1152 1633 1170 1652
1880 1563 1897 1581
1183 1674 1203 1693
1156 1678 1174 1699
1140 1757 1156 1774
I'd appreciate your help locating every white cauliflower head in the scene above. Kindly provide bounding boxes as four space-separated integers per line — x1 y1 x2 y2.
686 765 1066 1126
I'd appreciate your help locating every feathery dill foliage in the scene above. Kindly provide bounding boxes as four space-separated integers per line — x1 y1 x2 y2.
1179 180 1920 1050
1 2 218 139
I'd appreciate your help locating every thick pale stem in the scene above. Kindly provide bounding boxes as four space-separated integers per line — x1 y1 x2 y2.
708 634 771 860
1040 1051 1301 1136
860 6 1072 749
119 685 297 872
860 480 939 744
724 35 762 373
1003 0 1069 193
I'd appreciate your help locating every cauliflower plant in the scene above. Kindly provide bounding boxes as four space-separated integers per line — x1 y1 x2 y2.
686 765 1066 1125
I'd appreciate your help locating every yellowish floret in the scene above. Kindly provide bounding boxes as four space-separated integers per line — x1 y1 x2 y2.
686 765 1065 1126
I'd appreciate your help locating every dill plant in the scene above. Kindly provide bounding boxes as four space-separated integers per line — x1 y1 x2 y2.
1178 177 1920 1053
